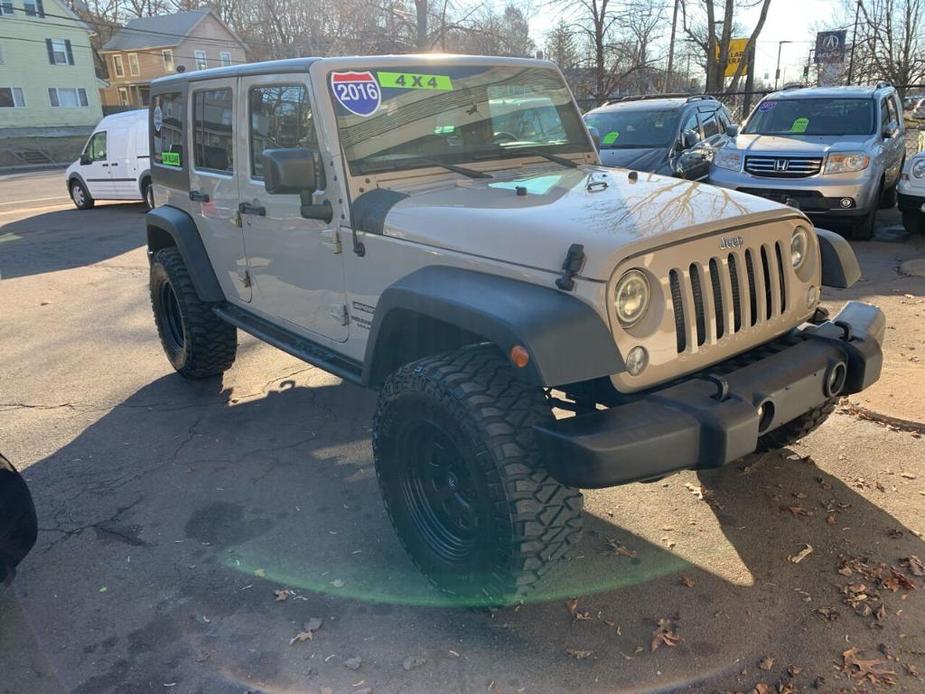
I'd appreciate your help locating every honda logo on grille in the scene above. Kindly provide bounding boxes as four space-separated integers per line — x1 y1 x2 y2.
774 159 790 172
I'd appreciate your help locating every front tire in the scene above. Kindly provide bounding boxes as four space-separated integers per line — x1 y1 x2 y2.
848 206 877 241
373 345 583 605
69 179 94 210
149 248 236 378
902 210 925 235
756 398 837 452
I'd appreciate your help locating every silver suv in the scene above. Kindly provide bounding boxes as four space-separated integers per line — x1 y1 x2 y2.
145 56 884 604
709 84 906 240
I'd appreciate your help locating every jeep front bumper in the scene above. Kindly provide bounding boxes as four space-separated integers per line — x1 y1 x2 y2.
535 301 884 488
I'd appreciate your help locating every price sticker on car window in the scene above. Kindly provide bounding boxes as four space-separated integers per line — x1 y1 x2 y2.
161 151 181 167
377 72 453 91
790 117 809 133
602 131 620 145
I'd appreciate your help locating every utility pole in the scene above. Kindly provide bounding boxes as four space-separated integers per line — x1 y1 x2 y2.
743 44 756 116
847 0 861 84
774 40 793 90
666 0 679 91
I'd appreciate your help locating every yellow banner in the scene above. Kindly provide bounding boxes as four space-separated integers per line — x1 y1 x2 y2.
718 38 749 77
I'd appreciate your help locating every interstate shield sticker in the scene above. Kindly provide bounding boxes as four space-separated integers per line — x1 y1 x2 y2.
330 71 381 117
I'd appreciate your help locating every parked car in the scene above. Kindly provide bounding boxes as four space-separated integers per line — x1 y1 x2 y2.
145 55 883 604
709 83 906 240
66 109 153 211
582 95 735 179
898 152 925 234
0 453 37 590
912 98 925 120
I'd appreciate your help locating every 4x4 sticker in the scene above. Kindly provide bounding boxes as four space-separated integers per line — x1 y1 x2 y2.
331 71 381 117
377 71 453 91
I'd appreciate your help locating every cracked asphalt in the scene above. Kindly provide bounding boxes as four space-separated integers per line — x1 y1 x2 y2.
1 170 924 694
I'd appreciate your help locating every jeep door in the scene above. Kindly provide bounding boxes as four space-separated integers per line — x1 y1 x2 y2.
236 74 348 342
187 78 251 303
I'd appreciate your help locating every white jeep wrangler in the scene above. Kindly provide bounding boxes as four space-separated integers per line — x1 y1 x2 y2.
145 55 885 604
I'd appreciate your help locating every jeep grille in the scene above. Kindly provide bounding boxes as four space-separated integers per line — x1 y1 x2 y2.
745 156 823 178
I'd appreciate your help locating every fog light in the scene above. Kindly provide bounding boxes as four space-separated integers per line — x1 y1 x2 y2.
839 197 854 209
806 285 819 308
626 346 648 376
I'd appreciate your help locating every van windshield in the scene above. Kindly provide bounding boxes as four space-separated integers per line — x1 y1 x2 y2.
328 65 590 175
744 98 875 136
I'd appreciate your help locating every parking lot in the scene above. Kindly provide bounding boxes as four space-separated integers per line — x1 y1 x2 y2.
1 169 924 693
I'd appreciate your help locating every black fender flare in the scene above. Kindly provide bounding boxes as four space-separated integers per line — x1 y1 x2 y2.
363 266 623 387
146 205 224 302
815 228 861 289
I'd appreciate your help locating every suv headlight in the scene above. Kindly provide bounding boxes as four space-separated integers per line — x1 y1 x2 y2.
824 152 870 174
912 160 925 178
791 226 809 268
614 269 650 327
714 149 742 171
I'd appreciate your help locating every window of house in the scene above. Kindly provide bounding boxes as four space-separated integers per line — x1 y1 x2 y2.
0 2 11 16
84 131 107 161
152 91 185 168
24 0 45 16
49 87 88 107
49 38 71 65
194 50 207 71
128 53 140 77
0 87 26 108
249 84 316 178
112 54 124 78
194 88 234 172
220 51 232 67
162 49 174 72
118 87 129 106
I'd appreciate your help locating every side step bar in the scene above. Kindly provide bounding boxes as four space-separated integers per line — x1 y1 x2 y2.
213 304 363 385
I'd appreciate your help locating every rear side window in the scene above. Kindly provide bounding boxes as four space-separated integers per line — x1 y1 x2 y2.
193 88 234 173
700 109 720 138
248 84 316 179
152 92 185 168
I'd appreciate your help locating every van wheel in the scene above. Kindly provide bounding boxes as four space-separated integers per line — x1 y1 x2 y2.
142 178 154 210
69 179 94 210
373 345 583 605
150 248 237 378
902 210 925 235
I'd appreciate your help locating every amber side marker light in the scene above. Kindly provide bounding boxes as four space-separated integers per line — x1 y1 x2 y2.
510 345 530 368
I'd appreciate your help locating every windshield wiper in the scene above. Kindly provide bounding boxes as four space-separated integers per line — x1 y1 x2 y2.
504 148 579 168
362 157 491 179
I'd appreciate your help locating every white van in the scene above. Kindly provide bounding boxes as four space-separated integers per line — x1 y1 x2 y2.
66 109 152 210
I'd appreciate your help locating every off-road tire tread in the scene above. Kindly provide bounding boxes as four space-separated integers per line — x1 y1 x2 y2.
756 397 837 451
150 248 236 378
373 345 583 604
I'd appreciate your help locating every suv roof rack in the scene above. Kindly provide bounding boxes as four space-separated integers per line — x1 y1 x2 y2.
781 82 806 90
605 93 716 105
874 80 892 89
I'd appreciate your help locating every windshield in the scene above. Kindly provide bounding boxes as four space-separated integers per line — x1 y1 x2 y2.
328 65 590 175
583 109 680 148
744 98 874 136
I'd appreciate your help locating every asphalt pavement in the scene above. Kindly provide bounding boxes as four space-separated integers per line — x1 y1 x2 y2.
1 170 924 694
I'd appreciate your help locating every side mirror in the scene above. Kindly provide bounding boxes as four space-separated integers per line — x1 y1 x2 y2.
262 147 317 195
883 124 899 139
79 153 92 165
679 129 699 151
586 125 601 150
726 123 740 138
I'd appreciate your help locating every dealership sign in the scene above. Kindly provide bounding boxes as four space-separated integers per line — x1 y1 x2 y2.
815 30 847 64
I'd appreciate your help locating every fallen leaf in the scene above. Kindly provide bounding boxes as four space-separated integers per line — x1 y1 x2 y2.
565 598 592 621
788 544 813 564
605 538 637 558
813 606 840 621
650 618 681 651
330 579 345 588
901 555 925 577
402 655 426 671
289 617 323 645
841 647 897 686
254 568 266 578
343 656 362 671
684 482 703 500
680 575 695 588
783 505 811 519
274 589 292 602
752 683 770 694
566 649 593 660
758 655 774 670
787 665 802 677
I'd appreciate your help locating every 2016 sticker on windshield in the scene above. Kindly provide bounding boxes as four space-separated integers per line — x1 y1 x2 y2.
331 71 381 117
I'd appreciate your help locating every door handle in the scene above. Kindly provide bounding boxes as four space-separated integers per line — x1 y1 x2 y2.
238 201 266 216
189 190 210 202
111 162 119 166
101 163 109 167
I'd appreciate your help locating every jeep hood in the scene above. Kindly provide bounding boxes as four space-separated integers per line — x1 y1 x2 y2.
730 133 874 155
377 166 795 281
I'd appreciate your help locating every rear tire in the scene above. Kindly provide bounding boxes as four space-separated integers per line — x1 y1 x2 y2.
848 206 877 241
149 248 236 378
69 179 94 210
373 345 583 605
902 210 925 235
756 398 837 452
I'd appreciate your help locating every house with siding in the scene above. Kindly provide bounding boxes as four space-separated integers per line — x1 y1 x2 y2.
99 9 246 109
0 0 104 166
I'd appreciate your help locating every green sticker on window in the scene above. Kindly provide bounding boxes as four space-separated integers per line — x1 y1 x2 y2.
790 117 809 133
377 71 453 91
161 151 181 167
602 131 620 145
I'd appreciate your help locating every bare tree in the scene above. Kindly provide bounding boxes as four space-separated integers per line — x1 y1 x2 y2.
852 0 925 92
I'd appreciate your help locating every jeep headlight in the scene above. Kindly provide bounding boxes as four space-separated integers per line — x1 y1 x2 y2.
824 152 870 174
913 160 925 178
714 149 742 172
614 269 650 327
791 226 809 268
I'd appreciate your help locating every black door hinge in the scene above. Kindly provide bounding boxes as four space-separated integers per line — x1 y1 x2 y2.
556 243 585 291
